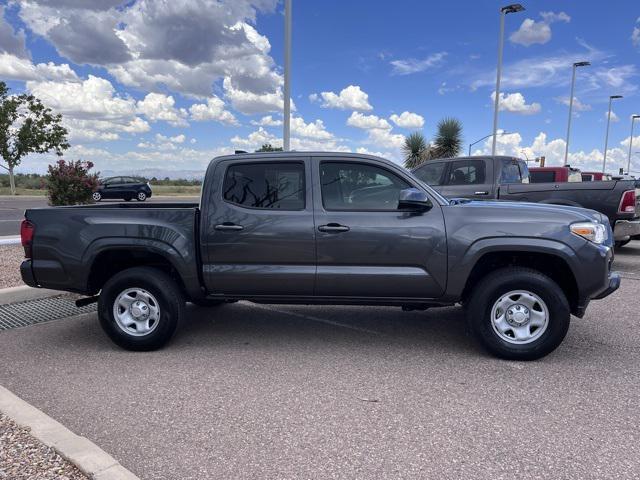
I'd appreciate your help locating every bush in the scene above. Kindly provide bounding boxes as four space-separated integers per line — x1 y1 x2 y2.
46 159 99 206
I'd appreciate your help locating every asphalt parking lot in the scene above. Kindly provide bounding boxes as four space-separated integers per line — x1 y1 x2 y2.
0 244 639 479
0 196 198 236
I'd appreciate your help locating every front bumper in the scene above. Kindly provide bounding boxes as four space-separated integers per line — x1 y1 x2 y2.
613 218 640 241
592 271 621 300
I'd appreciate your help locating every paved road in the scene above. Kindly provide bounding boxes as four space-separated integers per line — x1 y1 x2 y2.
0 196 198 236
0 245 639 479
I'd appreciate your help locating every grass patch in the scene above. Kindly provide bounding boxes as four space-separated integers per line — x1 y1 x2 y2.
0 188 47 196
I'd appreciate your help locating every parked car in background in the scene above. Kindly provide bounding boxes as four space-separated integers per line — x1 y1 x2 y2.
582 172 613 182
93 177 152 202
413 156 640 246
530 166 582 183
20 152 620 360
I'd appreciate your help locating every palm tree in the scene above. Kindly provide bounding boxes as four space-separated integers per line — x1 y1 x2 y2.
403 132 428 169
432 117 462 158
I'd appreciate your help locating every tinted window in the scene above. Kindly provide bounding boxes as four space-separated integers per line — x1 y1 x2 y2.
414 162 446 185
500 161 522 184
530 171 556 183
582 174 594 181
223 162 305 210
124 177 139 184
448 160 486 185
321 162 410 211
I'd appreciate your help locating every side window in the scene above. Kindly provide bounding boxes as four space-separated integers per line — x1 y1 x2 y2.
223 162 305 210
530 171 555 183
447 160 486 185
500 161 522 184
320 162 410 211
414 162 446 186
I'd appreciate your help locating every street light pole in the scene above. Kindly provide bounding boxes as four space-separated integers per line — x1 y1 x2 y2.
563 61 590 166
469 131 509 156
283 0 292 151
491 4 524 156
626 115 640 174
602 95 623 173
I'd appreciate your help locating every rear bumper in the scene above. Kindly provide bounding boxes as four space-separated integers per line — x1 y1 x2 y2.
613 218 640 240
20 259 38 288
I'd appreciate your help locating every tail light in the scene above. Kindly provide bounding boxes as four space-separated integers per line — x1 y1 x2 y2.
20 219 34 258
618 190 636 213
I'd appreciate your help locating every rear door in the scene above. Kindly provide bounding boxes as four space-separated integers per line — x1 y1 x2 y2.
313 158 447 299
441 158 494 199
200 157 316 296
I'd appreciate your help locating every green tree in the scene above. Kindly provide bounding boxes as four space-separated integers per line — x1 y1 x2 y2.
256 143 283 152
402 132 429 169
0 81 69 195
432 117 462 158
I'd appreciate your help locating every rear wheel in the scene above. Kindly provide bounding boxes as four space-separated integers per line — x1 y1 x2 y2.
123 196 132 202
466 267 570 360
136 191 147 202
92 192 102 202
98 267 185 351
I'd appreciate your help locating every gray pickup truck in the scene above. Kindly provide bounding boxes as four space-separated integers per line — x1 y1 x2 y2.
20 152 620 360
412 156 640 246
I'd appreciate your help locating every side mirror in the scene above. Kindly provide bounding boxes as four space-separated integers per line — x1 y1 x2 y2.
398 188 433 212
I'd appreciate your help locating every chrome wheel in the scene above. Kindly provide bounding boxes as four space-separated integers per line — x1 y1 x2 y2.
490 290 549 345
113 288 160 336
92 192 101 201
137 191 147 201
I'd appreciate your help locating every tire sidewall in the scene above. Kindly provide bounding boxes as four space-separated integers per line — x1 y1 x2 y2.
468 269 570 360
98 269 182 350
137 191 147 201
92 192 101 202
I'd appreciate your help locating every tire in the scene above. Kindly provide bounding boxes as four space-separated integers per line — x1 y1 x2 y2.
92 191 102 202
136 191 147 202
98 267 185 351
466 267 570 361
615 239 631 248
124 196 132 202
189 298 225 307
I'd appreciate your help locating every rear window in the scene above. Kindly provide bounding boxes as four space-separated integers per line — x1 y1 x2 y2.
414 162 446 186
223 162 305 210
582 174 594 181
530 171 556 183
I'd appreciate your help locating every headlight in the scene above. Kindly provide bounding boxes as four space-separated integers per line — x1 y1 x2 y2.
570 222 607 244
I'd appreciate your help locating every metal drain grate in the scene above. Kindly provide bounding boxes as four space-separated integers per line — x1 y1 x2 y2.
0 295 97 331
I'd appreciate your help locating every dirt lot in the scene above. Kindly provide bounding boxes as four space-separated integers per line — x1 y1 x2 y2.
0 246 24 289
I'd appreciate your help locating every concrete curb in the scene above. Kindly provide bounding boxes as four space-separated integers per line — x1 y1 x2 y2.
0 385 139 480
0 235 20 245
0 285 63 305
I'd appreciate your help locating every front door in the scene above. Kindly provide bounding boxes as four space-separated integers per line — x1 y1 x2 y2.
313 158 447 299
201 157 316 296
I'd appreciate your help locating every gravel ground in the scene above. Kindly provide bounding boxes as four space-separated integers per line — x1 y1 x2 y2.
0 413 87 480
0 246 24 289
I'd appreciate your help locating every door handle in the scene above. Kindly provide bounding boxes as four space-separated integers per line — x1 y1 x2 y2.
474 191 489 195
214 222 244 231
318 223 350 233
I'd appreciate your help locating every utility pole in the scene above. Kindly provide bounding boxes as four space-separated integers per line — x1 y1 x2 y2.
283 0 292 151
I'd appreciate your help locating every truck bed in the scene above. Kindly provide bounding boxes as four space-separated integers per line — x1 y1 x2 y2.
23 203 202 297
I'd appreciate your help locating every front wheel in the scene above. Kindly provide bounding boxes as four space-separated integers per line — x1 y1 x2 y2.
136 191 147 202
615 239 631 248
98 267 185 351
92 191 102 202
466 267 570 361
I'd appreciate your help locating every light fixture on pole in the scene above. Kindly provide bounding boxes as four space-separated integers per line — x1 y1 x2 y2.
626 115 640 174
563 61 590 166
283 0 292 151
602 95 623 173
468 131 509 156
491 3 525 156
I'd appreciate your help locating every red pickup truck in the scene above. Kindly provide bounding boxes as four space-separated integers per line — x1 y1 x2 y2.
530 166 582 183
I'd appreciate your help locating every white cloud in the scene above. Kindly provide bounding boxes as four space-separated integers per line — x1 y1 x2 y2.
491 92 541 115
290 117 333 140
555 96 591 112
390 52 447 75
510 11 570 47
310 85 372 111
137 92 188 127
250 115 282 127
389 111 424 129
189 96 237 125
0 52 79 82
156 133 186 144
223 76 290 115
633 18 640 47
0 6 28 58
605 111 620 123
347 112 391 131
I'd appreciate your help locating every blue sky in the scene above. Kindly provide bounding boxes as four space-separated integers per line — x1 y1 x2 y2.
1 0 639 177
